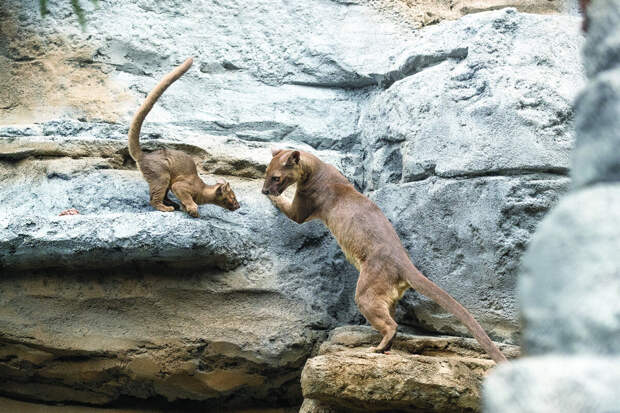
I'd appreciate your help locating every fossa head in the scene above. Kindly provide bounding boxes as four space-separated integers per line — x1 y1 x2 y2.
213 180 240 211
262 148 303 196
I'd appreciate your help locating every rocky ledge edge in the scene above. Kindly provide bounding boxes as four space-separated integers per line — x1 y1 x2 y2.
300 326 519 413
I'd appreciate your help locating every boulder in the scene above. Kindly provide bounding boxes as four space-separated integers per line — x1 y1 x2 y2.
300 326 518 413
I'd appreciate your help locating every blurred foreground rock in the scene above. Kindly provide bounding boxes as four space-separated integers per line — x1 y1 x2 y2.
484 1 620 412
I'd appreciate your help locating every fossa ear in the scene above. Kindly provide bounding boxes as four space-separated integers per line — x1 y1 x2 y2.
271 147 283 157
285 150 300 166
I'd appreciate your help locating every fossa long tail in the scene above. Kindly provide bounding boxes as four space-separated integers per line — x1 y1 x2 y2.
405 266 508 363
128 58 193 162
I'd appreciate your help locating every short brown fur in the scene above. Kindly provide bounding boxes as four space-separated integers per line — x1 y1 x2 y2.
262 149 507 363
128 58 239 216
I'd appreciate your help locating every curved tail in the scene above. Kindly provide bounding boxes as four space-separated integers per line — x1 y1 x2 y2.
405 265 508 363
128 57 194 162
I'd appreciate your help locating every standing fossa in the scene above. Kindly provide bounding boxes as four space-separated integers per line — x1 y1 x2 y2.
262 149 507 363
128 57 240 217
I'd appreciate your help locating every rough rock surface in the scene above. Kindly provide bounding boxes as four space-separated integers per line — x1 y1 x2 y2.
300 326 518 413
360 10 582 188
360 8 582 342
0 0 583 409
340 0 568 29
370 175 568 343
0 129 360 407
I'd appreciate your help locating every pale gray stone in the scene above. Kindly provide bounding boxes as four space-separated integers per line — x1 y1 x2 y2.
573 68 620 187
520 184 620 355
484 356 620 413
571 0 620 188
360 9 584 190
581 0 620 77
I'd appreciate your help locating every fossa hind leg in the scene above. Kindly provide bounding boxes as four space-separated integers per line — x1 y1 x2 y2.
355 267 398 353
147 175 174 212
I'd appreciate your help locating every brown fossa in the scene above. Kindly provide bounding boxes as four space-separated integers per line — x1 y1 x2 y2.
262 149 507 363
128 58 240 217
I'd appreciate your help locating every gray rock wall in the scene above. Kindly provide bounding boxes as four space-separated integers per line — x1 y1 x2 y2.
361 9 583 342
0 0 584 409
484 1 620 411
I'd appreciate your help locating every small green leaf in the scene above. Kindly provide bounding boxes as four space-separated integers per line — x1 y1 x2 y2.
70 0 86 28
39 0 98 29
39 0 49 16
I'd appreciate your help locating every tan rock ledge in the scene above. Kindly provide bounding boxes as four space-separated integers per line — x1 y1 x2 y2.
300 326 519 413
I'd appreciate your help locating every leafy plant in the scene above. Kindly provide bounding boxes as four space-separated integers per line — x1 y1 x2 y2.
39 0 98 28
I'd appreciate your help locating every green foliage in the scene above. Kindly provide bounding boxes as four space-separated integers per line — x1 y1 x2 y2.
39 0 98 28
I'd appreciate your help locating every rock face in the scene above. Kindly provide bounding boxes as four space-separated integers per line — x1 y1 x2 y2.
361 10 581 188
300 326 518 413
370 176 568 342
360 8 582 342
0 128 359 407
484 1 620 411
0 0 583 410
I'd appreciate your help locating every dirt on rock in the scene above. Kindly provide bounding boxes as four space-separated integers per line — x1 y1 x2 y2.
0 6 135 125
358 0 565 28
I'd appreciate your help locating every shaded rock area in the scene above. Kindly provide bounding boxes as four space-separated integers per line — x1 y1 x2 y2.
300 326 518 413
0 396 297 413
0 0 583 410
